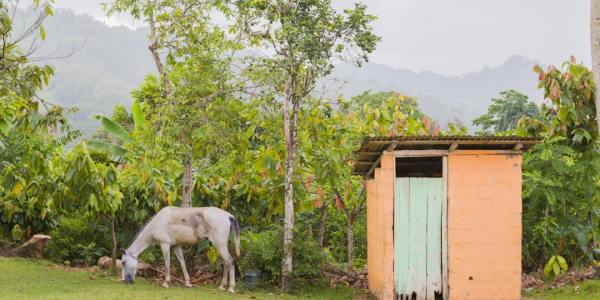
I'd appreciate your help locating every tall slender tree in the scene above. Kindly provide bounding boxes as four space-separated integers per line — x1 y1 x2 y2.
235 0 379 290
591 0 600 129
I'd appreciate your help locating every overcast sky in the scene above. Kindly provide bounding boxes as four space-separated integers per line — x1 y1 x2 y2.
53 0 591 76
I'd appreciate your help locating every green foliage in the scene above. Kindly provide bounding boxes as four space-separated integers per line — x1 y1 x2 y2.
87 100 148 162
45 214 111 266
240 225 326 286
1 2 123 246
543 255 569 280
521 60 600 271
94 115 133 144
473 89 540 133
534 59 598 149
312 207 367 268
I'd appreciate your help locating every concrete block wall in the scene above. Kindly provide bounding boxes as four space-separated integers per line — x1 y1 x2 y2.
366 151 522 300
447 154 522 300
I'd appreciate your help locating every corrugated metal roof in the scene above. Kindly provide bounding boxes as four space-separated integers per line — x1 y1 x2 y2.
351 135 541 177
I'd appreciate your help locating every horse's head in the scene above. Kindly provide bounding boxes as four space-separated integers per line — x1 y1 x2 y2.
121 249 139 284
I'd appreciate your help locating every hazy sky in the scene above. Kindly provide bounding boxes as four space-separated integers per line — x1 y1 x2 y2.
53 0 591 76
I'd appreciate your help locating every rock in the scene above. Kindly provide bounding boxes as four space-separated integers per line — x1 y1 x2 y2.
9 234 51 258
98 256 122 270
97 256 155 277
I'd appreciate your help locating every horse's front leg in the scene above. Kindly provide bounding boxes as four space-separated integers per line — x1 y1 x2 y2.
174 246 192 287
160 243 171 288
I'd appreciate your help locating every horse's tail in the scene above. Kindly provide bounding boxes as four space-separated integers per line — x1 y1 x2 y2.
229 216 241 257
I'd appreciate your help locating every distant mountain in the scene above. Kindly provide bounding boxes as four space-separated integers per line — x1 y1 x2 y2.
27 8 543 134
323 55 544 128
19 8 154 135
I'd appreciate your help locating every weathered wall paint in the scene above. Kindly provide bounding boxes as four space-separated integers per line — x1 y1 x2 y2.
426 178 443 299
447 154 522 300
380 154 395 300
367 153 395 299
394 178 410 294
408 178 428 297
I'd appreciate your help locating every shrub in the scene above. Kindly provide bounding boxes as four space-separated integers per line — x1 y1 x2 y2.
310 207 367 269
45 214 111 266
240 224 326 287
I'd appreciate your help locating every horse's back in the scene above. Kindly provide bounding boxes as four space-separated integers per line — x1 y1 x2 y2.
160 206 231 244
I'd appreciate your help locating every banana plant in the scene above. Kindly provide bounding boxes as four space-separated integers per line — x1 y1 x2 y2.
87 99 146 163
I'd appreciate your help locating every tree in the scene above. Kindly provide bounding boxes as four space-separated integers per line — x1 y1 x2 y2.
104 0 238 208
591 0 600 129
473 89 540 133
235 0 380 289
522 60 600 270
0 0 75 238
303 92 429 269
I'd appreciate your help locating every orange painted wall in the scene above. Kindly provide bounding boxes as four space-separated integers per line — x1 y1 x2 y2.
447 154 522 299
367 153 395 299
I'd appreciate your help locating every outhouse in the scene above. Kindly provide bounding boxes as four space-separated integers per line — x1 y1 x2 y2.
351 136 539 300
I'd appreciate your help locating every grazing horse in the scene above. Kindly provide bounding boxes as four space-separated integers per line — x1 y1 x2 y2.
120 206 240 293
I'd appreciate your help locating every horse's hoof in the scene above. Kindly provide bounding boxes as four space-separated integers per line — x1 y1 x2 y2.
227 287 236 293
218 285 226 291
184 282 193 288
161 282 170 288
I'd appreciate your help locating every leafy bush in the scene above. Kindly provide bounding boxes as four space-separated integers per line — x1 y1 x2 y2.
45 214 111 266
240 224 326 286
543 255 569 280
306 207 367 269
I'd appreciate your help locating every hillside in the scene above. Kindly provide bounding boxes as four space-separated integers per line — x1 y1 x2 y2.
30 8 543 134
324 55 543 128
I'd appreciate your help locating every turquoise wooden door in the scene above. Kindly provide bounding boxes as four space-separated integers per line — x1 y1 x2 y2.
395 177 443 300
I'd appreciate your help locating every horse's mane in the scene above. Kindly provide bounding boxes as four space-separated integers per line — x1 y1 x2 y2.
128 212 157 248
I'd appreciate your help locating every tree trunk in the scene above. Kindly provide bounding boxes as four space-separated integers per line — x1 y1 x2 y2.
281 81 297 292
111 215 117 274
148 0 173 102
591 0 600 129
318 203 327 248
182 158 193 208
346 216 355 270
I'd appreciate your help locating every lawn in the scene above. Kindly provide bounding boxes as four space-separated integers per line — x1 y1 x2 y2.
523 280 600 300
0 257 360 300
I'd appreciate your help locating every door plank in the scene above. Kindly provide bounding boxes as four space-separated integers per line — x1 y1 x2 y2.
442 157 449 300
395 178 410 295
426 178 443 299
409 178 428 299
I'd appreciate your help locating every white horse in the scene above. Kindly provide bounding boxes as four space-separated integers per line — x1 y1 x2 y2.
120 206 240 293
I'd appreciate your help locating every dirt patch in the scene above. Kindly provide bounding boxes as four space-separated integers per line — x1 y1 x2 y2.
322 264 368 289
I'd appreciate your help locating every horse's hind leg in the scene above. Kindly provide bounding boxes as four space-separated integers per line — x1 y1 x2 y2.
160 243 171 288
174 246 192 287
213 239 235 293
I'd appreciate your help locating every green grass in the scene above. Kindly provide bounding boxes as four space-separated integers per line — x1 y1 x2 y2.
524 280 600 300
0 257 360 300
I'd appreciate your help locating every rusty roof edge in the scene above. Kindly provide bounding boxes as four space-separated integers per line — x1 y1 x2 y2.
351 135 542 177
